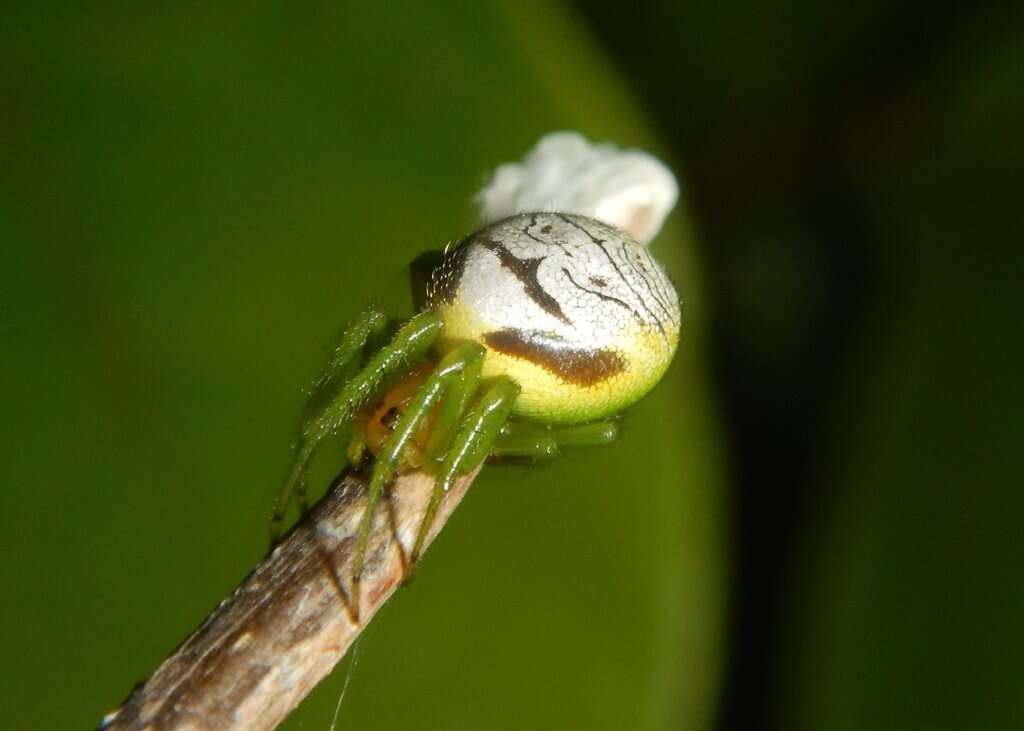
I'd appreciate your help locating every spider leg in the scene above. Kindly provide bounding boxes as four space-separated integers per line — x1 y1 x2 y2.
408 376 521 571
270 309 444 543
488 419 620 462
302 307 390 430
421 350 484 463
293 308 391 512
350 342 486 617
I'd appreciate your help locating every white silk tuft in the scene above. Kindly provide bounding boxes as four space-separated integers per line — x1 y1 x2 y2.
475 131 679 245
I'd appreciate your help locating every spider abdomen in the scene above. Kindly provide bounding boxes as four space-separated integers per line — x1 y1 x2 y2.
428 212 681 424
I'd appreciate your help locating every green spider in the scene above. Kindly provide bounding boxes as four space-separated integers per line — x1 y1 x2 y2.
271 211 681 613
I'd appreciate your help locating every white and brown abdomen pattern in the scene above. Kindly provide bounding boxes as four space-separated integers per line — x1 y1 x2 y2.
429 212 681 423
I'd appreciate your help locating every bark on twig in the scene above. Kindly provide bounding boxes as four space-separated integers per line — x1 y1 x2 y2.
100 467 480 731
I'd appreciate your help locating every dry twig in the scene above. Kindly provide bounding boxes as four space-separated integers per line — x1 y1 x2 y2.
101 467 480 731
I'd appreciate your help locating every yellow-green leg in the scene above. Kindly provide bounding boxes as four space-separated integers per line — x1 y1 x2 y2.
270 308 444 543
350 342 486 617
488 419 620 461
408 376 522 570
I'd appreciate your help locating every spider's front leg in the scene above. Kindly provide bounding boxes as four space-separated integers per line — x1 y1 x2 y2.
270 308 444 543
408 376 521 568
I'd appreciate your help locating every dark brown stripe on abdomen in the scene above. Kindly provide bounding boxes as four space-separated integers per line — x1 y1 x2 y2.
483 329 625 387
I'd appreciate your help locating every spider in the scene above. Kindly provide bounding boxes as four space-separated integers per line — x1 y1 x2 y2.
270 210 681 613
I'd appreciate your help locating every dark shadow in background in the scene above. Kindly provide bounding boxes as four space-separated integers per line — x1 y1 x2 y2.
572 3 1002 729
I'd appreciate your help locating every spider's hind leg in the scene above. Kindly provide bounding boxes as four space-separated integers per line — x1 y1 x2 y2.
488 419 620 462
270 308 444 543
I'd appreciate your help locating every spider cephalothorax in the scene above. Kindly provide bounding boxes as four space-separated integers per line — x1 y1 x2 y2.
271 210 681 617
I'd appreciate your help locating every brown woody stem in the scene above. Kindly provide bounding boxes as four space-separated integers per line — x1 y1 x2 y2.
101 467 480 731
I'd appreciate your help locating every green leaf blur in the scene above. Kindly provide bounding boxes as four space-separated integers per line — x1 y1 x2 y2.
0 2 724 730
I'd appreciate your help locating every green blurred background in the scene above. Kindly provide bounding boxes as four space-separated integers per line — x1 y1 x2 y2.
1 2 1019 730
